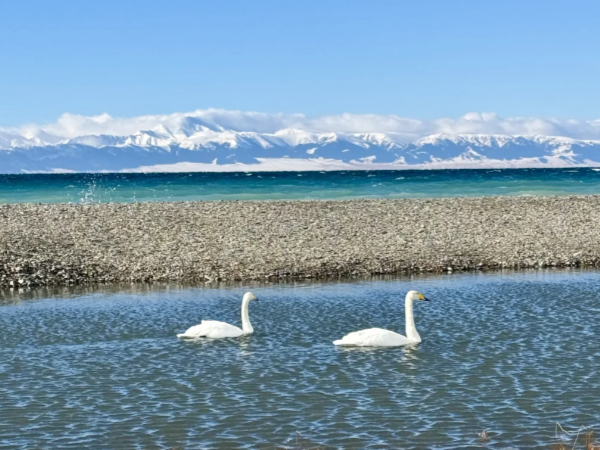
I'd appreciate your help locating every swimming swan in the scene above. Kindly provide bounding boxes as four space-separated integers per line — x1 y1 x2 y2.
333 290 429 347
177 292 258 339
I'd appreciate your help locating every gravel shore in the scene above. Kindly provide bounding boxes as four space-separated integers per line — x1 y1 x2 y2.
1 196 600 288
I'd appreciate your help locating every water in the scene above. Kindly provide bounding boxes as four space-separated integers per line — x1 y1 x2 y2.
4 168 600 203
1 271 599 449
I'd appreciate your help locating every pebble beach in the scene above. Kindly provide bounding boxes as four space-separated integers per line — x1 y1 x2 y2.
1 195 600 288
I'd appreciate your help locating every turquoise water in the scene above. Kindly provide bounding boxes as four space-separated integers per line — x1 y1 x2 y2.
3 168 600 203
1 271 600 449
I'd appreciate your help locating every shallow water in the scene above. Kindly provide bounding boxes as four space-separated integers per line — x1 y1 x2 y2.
4 168 600 203
1 271 600 449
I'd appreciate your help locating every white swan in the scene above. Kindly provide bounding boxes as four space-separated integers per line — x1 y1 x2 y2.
333 290 429 347
177 292 258 339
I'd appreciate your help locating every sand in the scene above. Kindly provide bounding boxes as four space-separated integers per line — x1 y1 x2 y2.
1 196 599 288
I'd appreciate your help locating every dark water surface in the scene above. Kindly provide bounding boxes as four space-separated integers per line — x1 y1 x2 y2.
4 168 600 203
1 271 599 449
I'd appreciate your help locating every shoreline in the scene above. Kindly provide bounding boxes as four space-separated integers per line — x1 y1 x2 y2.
5 165 600 175
1 268 596 302
9 160 600 175
2 195 600 288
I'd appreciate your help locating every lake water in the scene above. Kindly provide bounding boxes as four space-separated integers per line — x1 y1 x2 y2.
1 270 599 449
4 168 600 203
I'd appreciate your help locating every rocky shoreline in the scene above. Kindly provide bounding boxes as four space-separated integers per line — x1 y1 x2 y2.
1 196 600 288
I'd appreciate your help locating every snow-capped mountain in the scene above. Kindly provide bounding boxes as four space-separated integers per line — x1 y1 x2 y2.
2 124 600 173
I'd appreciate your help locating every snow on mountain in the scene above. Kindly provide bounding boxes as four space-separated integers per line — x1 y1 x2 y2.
2 124 600 173
0 129 63 149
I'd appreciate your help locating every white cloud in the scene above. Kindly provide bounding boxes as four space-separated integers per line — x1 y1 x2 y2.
3 108 600 142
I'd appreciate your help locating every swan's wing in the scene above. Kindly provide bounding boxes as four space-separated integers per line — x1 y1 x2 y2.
333 328 414 347
177 320 244 339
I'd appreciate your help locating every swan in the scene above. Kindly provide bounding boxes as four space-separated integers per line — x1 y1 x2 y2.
177 292 258 339
333 290 429 347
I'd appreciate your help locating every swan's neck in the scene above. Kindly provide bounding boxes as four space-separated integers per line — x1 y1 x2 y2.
405 295 421 343
241 299 253 334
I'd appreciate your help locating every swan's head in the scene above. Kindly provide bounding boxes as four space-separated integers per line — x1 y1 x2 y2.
407 290 429 302
243 292 259 303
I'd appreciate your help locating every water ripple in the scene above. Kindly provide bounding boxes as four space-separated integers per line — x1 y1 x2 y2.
1 271 600 449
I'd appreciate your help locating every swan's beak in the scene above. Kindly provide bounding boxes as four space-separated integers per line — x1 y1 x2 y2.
254 298 259 302
423 297 430 302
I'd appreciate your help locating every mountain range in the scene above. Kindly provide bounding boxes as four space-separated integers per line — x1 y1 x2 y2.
2 121 600 173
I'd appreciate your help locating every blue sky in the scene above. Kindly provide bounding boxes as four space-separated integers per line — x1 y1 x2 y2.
1 0 599 126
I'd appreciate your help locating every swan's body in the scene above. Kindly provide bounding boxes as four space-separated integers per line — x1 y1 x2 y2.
178 320 247 339
333 290 429 347
333 328 415 347
177 292 258 339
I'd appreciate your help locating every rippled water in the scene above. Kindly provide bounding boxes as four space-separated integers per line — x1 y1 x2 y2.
4 168 600 203
1 271 600 449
